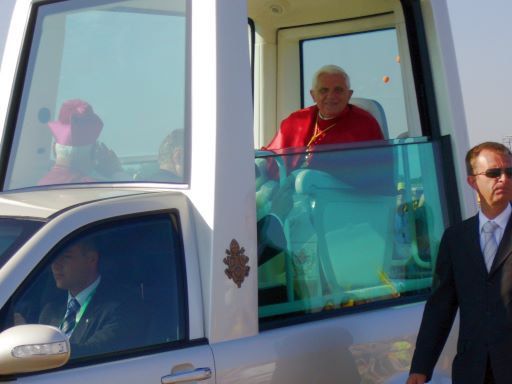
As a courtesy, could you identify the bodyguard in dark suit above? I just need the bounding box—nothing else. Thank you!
[39,237,144,358]
[408,142,512,384]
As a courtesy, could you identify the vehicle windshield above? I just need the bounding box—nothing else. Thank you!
[4,0,187,190]
[0,218,44,268]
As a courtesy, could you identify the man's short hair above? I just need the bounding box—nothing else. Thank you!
[311,65,351,90]
[465,141,512,175]
[66,236,98,255]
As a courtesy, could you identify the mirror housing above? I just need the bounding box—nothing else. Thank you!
[0,324,70,375]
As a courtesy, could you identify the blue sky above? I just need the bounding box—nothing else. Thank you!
[447,0,512,146]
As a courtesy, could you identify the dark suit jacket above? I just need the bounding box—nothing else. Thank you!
[39,280,145,358]
[411,212,512,383]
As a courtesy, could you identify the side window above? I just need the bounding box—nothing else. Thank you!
[257,140,449,323]
[0,213,186,360]
[4,0,187,190]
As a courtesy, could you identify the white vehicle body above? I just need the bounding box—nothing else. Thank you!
[0,0,472,383]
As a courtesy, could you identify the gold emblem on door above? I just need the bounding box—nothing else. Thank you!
[223,239,250,288]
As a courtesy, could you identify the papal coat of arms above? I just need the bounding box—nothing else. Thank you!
[223,239,250,288]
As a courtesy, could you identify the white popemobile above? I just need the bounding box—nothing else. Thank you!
[0,0,474,383]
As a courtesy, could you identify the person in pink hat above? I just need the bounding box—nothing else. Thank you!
[38,99,122,186]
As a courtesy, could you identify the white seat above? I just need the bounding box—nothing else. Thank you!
[293,168,395,292]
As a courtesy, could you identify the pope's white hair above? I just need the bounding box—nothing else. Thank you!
[311,64,351,90]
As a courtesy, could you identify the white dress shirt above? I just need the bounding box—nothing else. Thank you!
[66,276,101,325]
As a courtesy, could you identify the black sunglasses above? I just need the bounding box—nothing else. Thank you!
[473,167,512,178]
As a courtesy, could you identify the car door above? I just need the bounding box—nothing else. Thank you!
[0,210,215,384]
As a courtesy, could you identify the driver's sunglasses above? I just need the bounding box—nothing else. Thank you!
[473,167,512,178]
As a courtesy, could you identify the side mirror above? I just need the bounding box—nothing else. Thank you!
[0,324,70,375]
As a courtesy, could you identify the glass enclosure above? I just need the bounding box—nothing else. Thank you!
[252,1,458,322]
[4,0,187,190]
[256,139,450,321]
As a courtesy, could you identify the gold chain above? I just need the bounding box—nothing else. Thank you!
[306,115,337,147]
[303,115,337,166]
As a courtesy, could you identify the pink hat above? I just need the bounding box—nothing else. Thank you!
[48,99,103,146]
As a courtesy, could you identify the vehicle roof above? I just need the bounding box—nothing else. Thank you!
[0,186,164,219]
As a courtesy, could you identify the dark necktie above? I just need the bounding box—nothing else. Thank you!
[61,298,80,334]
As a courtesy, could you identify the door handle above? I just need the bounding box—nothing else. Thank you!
[161,367,212,383]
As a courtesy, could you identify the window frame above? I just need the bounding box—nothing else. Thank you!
[275,12,415,132]
[248,17,256,101]
[0,0,192,191]
[270,1,442,142]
